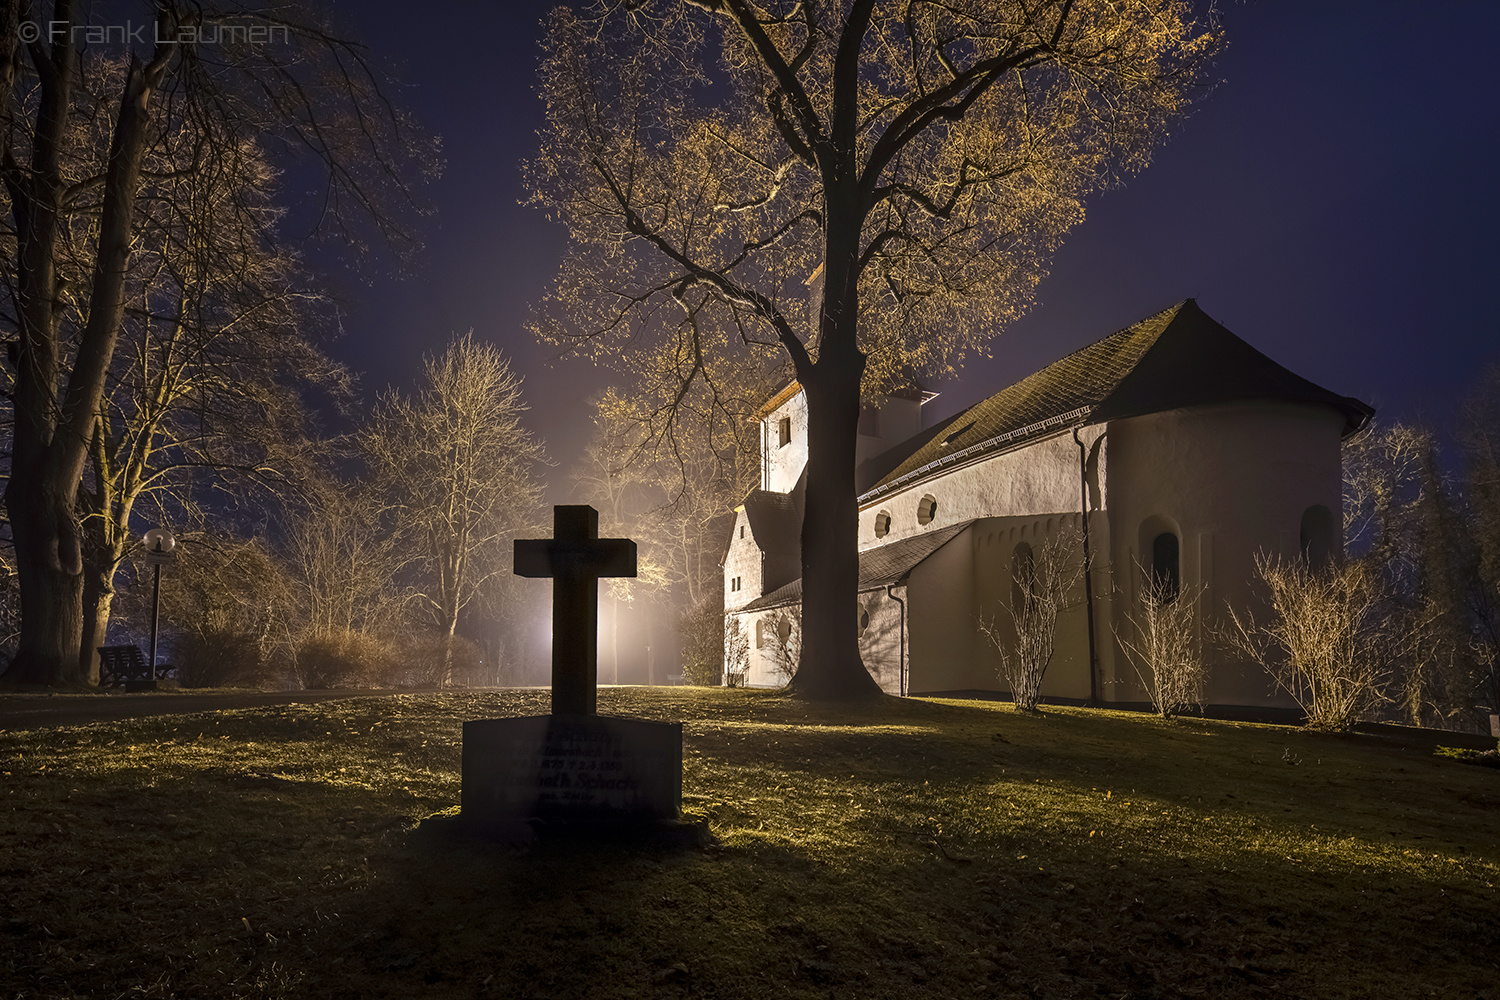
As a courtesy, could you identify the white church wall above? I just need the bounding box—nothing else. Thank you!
[762,391,809,494]
[970,514,1096,701]
[907,524,985,693]
[856,588,906,694]
[722,509,763,611]
[1102,401,1346,708]
[904,514,1096,698]
[858,429,1103,551]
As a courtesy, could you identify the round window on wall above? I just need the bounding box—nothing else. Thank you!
[917,494,938,525]
[874,511,892,538]
[857,606,871,636]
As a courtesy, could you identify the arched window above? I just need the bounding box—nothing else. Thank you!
[917,494,938,525]
[1011,542,1037,615]
[1151,532,1180,601]
[755,619,767,648]
[1301,505,1335,569]
[857,605,871,636]
[873,511,892,538]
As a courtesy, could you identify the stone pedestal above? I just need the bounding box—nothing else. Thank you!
[461,715,682,829]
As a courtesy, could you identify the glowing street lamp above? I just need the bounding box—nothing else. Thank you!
[143,527,177,682]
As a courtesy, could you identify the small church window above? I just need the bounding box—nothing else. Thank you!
[857,605,871,636]
[917,494,937,525]
[1300,505,1335,569]
[1151,532,1180,601]
[778,416,792,447]
[755,620,767,649]
[739,525,745,539]
[874,511,892,538]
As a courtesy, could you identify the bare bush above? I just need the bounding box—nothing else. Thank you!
[978,528,1085,711]
[393,633,485,689]
[1115,567,1208,718]
[294,630,398,690]
[678,597,728,686]
[765,610,802,685]
[724,617,750,688]
[173,629,266,689]
[1225,554,1390,731]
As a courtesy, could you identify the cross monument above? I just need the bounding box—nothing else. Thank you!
[457,502,680,836]
[514,505,636,715]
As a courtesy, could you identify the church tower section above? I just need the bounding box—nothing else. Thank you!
[756,383,808,494]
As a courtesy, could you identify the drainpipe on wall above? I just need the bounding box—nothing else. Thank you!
[1073,426,1101,706]
[886,581,907,697]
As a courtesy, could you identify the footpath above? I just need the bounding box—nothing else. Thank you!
[0,689,399,730]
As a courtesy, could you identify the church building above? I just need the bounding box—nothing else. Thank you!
[721,300,1373,709]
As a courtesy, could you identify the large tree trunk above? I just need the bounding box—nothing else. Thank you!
[792,354,883,700]
[788,190,884,700]
[2,35,175,687]
[5,490,86,685]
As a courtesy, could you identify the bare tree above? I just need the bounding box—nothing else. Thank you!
[1460,370,1500,719]
[978,527,1084,711]
[1114,563,1207,718]
[70,86,344,684]
[363,334,545,687]
[0,1,435,685]
[155,532,295,688]
[280,477,404,644]
[1344,422,1480,727]
[571,403,669,684]
[576,386,758,684]
[529,0,1219,699]
[1225,553,1389,732]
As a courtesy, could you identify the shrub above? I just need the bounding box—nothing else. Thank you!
[392,632,485,688]
[678,597,728,686]
[173,628,268,688]
[764,609,800,684]
[1225,554,1389,731]
[1115,568,1207,718]
[294,630,398,689]
[977,527,1085,711]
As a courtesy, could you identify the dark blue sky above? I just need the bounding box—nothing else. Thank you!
[328,1,1500,501]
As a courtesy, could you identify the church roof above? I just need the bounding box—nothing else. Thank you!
[862,300,1373,503]
[733,521,971,612]
[723,469,807,571]
[741,471,805,547]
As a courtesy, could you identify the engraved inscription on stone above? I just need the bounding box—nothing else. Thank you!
[461,715,682,825]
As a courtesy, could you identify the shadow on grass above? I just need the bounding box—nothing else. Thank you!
[3,688,1497,999]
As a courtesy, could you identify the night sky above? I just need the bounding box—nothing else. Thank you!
[328,1,1500,501]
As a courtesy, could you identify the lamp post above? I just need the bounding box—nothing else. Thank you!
[143,527,177,682]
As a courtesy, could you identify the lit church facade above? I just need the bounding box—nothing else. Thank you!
[721,300,1373,708]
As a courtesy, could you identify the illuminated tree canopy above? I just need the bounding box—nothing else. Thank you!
[530,0,1220,698]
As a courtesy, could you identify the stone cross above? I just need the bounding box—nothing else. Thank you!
[514,505,637,716]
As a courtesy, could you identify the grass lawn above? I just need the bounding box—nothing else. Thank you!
[2,687,1496,999]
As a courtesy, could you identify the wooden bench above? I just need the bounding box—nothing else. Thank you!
[98,645,153,688]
